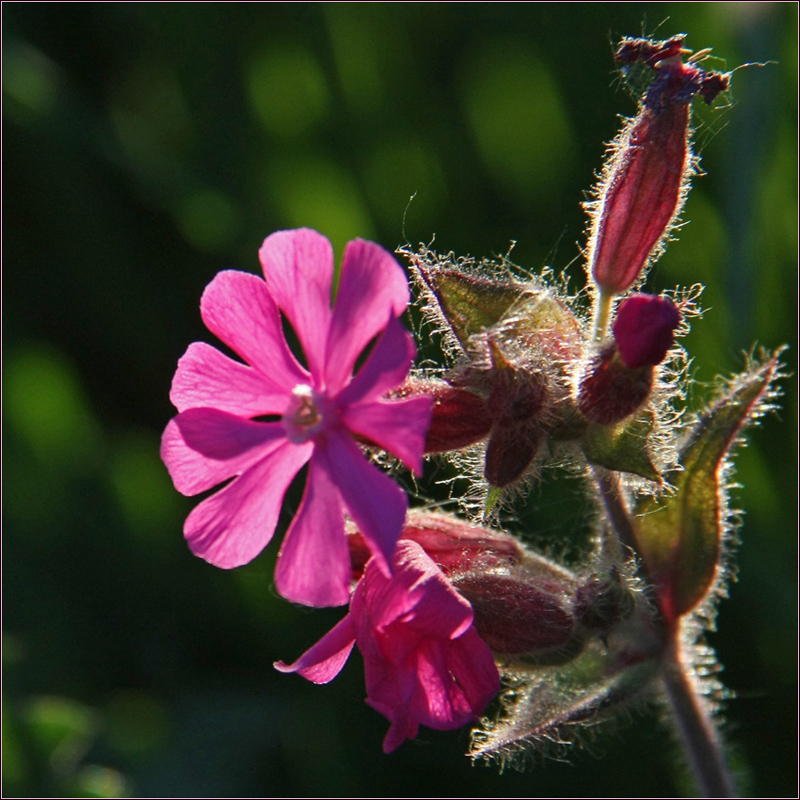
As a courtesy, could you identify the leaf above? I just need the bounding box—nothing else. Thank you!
[582,412,660,481]
[470,639,659,767]
[632,350,785,621]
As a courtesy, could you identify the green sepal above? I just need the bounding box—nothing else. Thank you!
[582,412,660,482]
[470,638,660,765]
[419,267,525,350]
[632,351,784,621]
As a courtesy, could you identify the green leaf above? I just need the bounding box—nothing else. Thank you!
[470,638,659,766]
[632,350,784,621]
[582,412,660,481]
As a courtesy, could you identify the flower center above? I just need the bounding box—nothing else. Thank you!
[282,384,325,443]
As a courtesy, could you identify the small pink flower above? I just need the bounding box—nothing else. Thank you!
[161,229,431,607]
[275,540,501,753]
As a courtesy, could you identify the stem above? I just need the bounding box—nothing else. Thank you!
[661,633,737,798]
[592,289,614,341]
[593,467,639,557]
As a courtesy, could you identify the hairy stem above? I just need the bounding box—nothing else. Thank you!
[592,289,614,341]
[593,468,639,557]
[661,633,737,798]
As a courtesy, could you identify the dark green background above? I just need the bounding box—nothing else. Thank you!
[4,4,796,797]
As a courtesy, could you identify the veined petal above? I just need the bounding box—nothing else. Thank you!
[259,229,334,380]
[342,397,431,476]
[335,314,416,406]
[441,628,501,714]
[412,643,474,728]
[161,409,286,495]
[326,242,411,393]
[275,453,351,607]
[319,431,408,574]
[170,342,291,416]
[184,437,313,569]
[274,614,356,684]
[200,270,307,390]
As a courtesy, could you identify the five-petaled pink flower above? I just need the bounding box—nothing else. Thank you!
[275,540,501,753]
[161,228,432,607]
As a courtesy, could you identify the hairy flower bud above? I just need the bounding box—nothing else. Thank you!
[586,36,730,296]
[392,377,492,453]
[577,343,653,426]
[450,565,578,657]
[578,295,680,425]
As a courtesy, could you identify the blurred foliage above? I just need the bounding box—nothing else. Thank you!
[3,4,796,797]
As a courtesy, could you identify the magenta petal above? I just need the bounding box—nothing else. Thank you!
[259,229,334,380]
[320,431,408,573]
[170,342,290,416]
[161,409,285,495]
[274,614,356,684]
[275,453,351,607]
[184,437,313,569]
[335,314,416,406]
[324,240,410,394]
[413,643,474,728]
[200,270,307,390]
[441,628,501,715]
[342,396,431,476]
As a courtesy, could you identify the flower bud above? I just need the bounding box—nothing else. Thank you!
[586,36,730,296]
[577,343,653,426]
[612,294,681,369]
[450,566,577,657]
[578,295,680,425]
[416,378,493,453]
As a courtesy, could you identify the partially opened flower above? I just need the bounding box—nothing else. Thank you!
[161,228,431,607]
[275,540,500,753]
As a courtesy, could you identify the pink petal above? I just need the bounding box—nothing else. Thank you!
[440,628,501,715]
[274,453,351,607]
[335,314,416,406]
[341,397,431,476]
[200,270,307,390]
[412,643,474,728]
[319,430,408,574]
[184,437,313,569]
[325,241,410,393]
[161,409,285,495]
[169,342,291,416]
[274,614,356,684]
[258,229,334,381]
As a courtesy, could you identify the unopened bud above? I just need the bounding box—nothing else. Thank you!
[578,295,680,425]
[586,36,730,296]
[613,294,681,368]
[451,566,577,657]
[577,343,653,426]
[391,377,492,453]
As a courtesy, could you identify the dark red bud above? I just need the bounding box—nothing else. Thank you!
[392,378,492,453]
[484,423,542,488]
[577,343,653,425]
[613,294,681,369]
[452,567,577,656]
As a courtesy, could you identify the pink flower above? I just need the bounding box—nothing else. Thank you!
[161,229,431,607]
[275,540,501,753]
